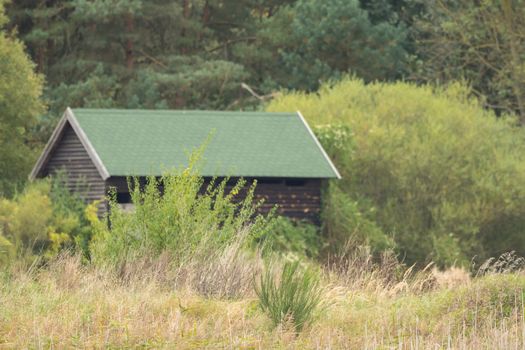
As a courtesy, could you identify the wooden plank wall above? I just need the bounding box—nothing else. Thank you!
[253,179,322,223]
[42,123,107,214]
[107,176,322,223]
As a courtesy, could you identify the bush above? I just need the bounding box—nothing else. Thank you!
[89,152,273,267]
[313,123,392,255]
[0,177,90,265]
[255,260,322,331]
[261,217,321,259]
[268,78,525,266]
[0,181,52,257]
[322,183,393,255]
[48,171,94,258]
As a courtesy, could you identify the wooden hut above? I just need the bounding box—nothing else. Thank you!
[30,108,340,222]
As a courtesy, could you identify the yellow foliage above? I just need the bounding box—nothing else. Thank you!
[0,180,89,261]
[0,182,52,249]
[84,200,101,226]
[53,213,80,234]
[0,230,14,264]
[84,200,110,256]
[47,229,71,256]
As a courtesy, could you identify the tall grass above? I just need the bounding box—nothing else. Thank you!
[106,228,262,299]
[1,252,525,349]
[255,261,322,331]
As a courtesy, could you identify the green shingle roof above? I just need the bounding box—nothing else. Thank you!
[68,108,340,179]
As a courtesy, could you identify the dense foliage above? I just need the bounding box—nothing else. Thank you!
[4,0,414,139]
[412,0,525,122]
[268,0,409,90]
[0,0,43,196]
[268,78,525,266]
[4,0,524,127]
[0,177,91,265]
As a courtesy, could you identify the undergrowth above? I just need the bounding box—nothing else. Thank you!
[89,150,273,269]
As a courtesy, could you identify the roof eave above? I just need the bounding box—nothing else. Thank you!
[29,110,68,180]
[29,107,111,181]
[66,108,110,180]
[296,110,342,180]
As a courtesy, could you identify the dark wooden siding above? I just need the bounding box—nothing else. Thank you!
[107,176,322,223]
[42,123,107,214]
[253,179,322,222]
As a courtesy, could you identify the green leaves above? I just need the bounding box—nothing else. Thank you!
[268,78,525,266]
[260,217,321,258]
[0,178,89,265]
[90,148,273,267]
[72,0,142,19]
[0,1,43,196]
[5,0,417,115]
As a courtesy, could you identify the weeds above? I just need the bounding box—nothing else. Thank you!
[477,251,525,276]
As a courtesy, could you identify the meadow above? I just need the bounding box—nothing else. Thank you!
[1,252,525,349]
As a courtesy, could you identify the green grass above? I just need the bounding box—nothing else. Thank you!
[255,261,322,331]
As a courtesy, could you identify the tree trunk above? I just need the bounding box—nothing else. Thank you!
[126,13,134,70]
[199,1,210,42]
[501,0,525,123]
[181,0,191,54]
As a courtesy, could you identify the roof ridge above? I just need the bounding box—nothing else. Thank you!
[72,108,296,116]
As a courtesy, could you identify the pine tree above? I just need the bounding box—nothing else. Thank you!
[276,0,409,90]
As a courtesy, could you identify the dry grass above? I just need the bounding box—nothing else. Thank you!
[1,253,525,349]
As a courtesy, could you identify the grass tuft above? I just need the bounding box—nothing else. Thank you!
[255,261,322,332]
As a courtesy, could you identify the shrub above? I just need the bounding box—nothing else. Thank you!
[89,151,273,267]
[0,182,53,263]
[313,123,392,255]
[322,183,392,255]
[313,124,353,172]
[261,217,321,259]
[268,78,525,266]
[49,172,93,258]
[0,177,91,265]
[255,261,322,331]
